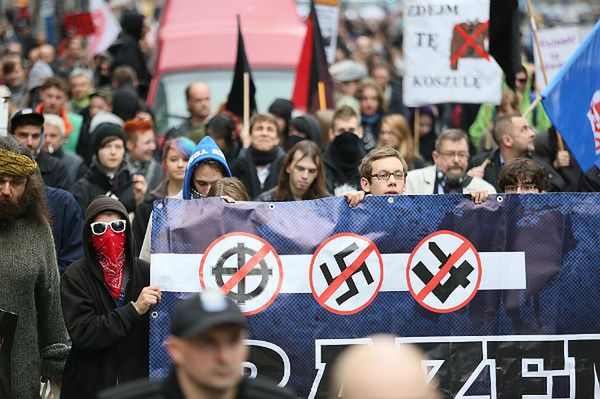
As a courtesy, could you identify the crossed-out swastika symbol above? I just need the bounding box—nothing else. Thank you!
[319,242,374,305]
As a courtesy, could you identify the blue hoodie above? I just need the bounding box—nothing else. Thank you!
[182,136,232,200]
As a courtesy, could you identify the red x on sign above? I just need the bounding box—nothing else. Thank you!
[450,21,490,70]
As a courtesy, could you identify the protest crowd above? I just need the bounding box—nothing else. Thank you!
[0,0,599,398]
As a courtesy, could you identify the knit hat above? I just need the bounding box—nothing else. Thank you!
[93,123,126,153]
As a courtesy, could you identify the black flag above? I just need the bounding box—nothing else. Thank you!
[489,0,521,90]
[225,15,257,119]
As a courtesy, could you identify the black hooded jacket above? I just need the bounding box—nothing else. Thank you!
[60,196,150,399]
[71,158,136,213]
[108,12,152,96]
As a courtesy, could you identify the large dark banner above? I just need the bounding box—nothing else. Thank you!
[149,194,600,398]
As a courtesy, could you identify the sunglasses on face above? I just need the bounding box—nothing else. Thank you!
[90,219,127,235]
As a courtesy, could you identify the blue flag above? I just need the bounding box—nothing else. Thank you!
[541,21,600,172]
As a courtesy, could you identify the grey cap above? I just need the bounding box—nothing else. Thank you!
[27,61,54,92]
[329,60,368,82]
[171,290,247,338]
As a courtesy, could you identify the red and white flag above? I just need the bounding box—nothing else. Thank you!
[87,0,121,56]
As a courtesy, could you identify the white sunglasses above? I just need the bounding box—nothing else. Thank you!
[90,219,127,235]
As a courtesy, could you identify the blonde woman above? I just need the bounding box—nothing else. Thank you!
[377,114,425,170]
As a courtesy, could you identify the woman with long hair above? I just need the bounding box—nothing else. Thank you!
[132,137,195,255]
[257,140,329,201]
[377,114,425,171]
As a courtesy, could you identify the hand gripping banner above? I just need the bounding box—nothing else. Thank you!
[149,194,600,398]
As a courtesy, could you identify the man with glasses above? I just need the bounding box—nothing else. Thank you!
[359,146,407,196]
[406,130,494,203]
[60,195,159,398]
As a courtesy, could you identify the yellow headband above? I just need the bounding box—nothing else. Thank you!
[0,148,38,178]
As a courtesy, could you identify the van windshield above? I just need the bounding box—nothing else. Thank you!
[154,69,295,135]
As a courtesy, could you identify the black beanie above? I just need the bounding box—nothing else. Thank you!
[290,115,321,145]
[93,123,126,153]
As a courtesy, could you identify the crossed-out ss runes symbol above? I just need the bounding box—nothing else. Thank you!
[412,241,474,303]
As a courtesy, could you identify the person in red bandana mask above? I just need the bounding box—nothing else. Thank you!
[60,195,161,398]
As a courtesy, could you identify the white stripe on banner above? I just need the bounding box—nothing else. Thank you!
[151,252,526,293]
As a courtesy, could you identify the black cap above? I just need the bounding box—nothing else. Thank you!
[9,109,44,134]
[171,290,247,338]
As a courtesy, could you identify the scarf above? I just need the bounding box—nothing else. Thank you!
[35,103,74,136]
[249,146,280,166]
[91,228,126,300]
[329,132,366,179]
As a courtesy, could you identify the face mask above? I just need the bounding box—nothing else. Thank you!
[91,226,126,300]
[331,131,363,162]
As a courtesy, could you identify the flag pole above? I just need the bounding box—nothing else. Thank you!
[413,108,420,157]
[317,81,326,111]
[243,72,250,147]
[526,0,565,151]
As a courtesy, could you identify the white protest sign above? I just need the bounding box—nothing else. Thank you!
[403,0,503,107]
[534,27,579,90]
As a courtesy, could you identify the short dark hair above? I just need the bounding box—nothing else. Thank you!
[40,76,69,94]
[492,114,520,144]
[112,66,137,87]
[359,146,407,182]
[498,158,548,192]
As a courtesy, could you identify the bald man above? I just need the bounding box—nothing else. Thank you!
[166,81,212,143]
[330,336,441,399]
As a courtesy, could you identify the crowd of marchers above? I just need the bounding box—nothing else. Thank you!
[0,3,598,399]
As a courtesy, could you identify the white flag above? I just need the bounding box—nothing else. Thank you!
[403,0,503,107]
[88,0,122,56]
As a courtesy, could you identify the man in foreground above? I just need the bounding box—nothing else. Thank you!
[330,335,441,399]
[0,135,68,398]
[99,290,295,398]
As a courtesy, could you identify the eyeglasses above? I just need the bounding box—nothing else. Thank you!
[90,219,127,235]
[504,183,538,193]
[439,152,469,160]
[371,170,407,181]
[516,78,528,84]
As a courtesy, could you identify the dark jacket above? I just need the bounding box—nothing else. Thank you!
[231,147,285,199]
[469,149,566,192]
[98,371,296,399]
[60,196,150,399]
[51,147,88,183]
[44,186,84,274]
[37,151,73,190]
[71,159,136,213]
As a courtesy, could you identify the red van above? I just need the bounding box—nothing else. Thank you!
[148,0,305,133]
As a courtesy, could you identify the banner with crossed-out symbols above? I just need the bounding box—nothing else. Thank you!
[149,194,600,398]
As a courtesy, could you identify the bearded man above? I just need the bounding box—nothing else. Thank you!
[0,135,69,399]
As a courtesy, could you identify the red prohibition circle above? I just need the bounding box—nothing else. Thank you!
[199,232,283,316]
[309,232,384,315]
[405,230,482,314]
